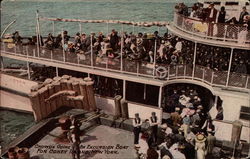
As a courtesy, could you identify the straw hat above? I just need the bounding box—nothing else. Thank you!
[195,133,206,142]
[197,105,203,109]
[178,143,185,149]
[162,155,171,159]
[161,123,168,129]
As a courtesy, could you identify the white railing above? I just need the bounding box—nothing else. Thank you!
[1,42,249,90]
[173,12,250,45]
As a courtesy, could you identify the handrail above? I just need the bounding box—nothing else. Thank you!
[173,12,250,44]
[0,42,249,91]
[175,11,248,28]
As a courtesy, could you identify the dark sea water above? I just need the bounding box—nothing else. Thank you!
[0,109,35,147]
[0,0,195,149]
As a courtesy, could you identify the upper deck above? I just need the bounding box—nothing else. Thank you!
[167,12,250,50]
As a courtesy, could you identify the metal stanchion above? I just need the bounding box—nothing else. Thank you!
[192,42,197,79]
[152,38,157,77]
[90,34,93,67]
[226,48,234,87]
[61,29,66,62]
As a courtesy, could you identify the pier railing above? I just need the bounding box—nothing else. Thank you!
[1,42,249,90]
[173,12,250,45]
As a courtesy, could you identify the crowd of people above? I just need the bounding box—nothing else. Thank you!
[8,29,250,76]
[176,2,250,40]
[132,85,220,159]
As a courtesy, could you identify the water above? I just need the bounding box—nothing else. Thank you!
[1,0,195,37]
[0,109,35,148]
[0,0,196,149]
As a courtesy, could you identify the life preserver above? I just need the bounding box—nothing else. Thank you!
[156,66,168,79]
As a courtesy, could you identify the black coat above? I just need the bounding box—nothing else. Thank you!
[239,11,249,24]
[218,11,226,23]
[183,142,195,159]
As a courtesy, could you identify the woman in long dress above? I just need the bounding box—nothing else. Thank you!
[195,134,206,159]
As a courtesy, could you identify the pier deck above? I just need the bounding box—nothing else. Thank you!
[29,125,136,159]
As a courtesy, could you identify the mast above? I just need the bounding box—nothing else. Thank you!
[36,10,40,57]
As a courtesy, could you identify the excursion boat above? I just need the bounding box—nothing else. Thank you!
[0,0,250,158]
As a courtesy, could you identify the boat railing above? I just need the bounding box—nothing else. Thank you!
[173,12,250,44]
[1,42,249,90]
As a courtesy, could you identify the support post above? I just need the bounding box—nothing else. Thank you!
[123,80,126,99]
[211,71,214,84]
[152,38,157,77]
[26,46,28,56]
[214,95,218,108]
[77,55,80,65]
[0,57,4,71]
[136,62,139,76]
[226,48,234,87]
[107,22,109,36]
[121,24,124,33]
[184,65,186,78]
[120,33,124,71]
[245,76,249,89]
[79,23,82,34]
[56,67,59,77]
[61,29,66,62]
[176,65,178,78]
[52,21,55,36]
[192,41,197,79]
[27,61,30,80]
[90,34,93,67]
[158,86,162,108]
[143,84,146,100]
[50,50,53,61]
[167,66,170,80]
[106,58,108,71]
[202,68,205,81]
[36,10,42,49]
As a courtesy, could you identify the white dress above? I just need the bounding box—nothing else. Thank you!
[195,142,206,159]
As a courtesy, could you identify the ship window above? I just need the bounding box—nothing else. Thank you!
[126,81,159,107]
[91,75,123,98]
[204,1,221,5]
[225,2,239,5]
[239,106,250,121]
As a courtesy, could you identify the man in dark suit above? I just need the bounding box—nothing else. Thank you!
[206,3,218,36]
[133,113,142,147]
[149,112,159,144]
[239,7,249,24]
